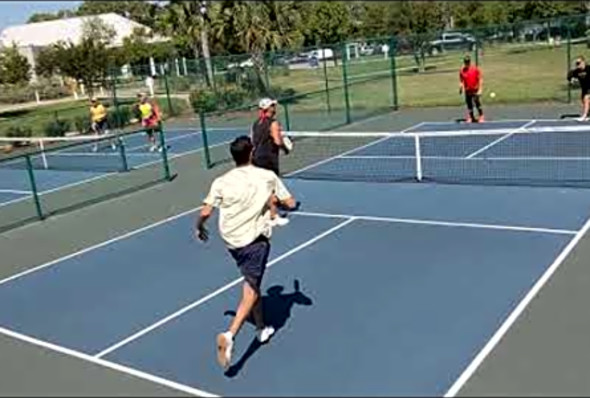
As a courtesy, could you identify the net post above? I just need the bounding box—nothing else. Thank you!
[414,134,423,182]
[25,154,44,220]
[282,101,291,131]
[321,46,331,113]
[389,36,399,110]
[341,42,352,124]
[157,122,172,181]
[117,135,129,172]
[199,111,212,169]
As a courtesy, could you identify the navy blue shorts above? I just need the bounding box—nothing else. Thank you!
[228,235,271,292]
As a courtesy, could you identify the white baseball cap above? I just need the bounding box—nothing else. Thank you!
[258,98,277,110]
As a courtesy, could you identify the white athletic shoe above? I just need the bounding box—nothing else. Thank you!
[578,116,588,122]
[111,143,117,151]
[216,331,233,370]
[149,145,157,152]
[257,326,275,344]
[269,216,290,227]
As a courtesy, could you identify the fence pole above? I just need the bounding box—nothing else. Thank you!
[157,121,172,180]
[282,102,291,131]
[473,28,480,66]
[567,22,572,104]
[389,36,399,110]
[25,155,44,220]
[341,42,352,124]
[163,71,174,116]
[110,67,121,129]
[199,111,212,169]
[321,46,331,113]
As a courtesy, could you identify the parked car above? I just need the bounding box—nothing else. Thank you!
[427,32,477,55]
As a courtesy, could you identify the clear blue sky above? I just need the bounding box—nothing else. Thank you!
[0,1,81,31]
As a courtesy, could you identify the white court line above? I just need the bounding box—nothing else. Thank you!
[285,122,427,177]
[465,120,537,159]
[0,207,201,287]
[444,212,590,397]
[341,155,590,161]
[0,325,217,397]
[0,189,32,195]
[294,211,577,236]
[94,217,355,359]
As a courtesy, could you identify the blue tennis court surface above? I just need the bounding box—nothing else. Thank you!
[0,128,244,207]
[0,173,589,395]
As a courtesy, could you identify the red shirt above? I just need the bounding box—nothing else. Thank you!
[459,65,481,92]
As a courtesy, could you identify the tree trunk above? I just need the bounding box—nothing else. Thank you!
[193,44,204,85]
[251,51,268,95]
[200,28,214,88]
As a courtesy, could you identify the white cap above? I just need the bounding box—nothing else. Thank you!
[258,98,277,110]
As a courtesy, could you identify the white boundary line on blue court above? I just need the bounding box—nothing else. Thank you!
[444,213,590,397]
[465,120,536,159]
[0,189,32,195]
[0,207,201,287]
[0,325,218,397]
[294,211,577,235]
[93,217,355,358]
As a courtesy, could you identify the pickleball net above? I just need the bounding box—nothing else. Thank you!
[280,125,590,188]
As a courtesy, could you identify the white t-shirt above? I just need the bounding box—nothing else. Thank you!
[203,165,292,249]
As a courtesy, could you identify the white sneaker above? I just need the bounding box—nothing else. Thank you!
[111,143,117,151]
[269,216,289,227]
[149,145,157,152]
[257,326,275,344]
[216,331,233,370]
[578,116,588,122]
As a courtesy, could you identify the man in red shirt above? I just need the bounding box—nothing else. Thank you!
[459,54,484,123]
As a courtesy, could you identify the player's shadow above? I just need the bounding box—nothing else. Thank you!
[223,279,313,378]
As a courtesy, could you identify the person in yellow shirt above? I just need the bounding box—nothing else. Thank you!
[137,92,162,152]
[89,97,115,151]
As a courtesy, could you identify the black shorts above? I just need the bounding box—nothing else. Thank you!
[228,235,271,292]
[582,89,589,100]
[253,157,279,176]
[94,118,108,132]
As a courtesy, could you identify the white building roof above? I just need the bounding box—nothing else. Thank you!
[0,12,166,48]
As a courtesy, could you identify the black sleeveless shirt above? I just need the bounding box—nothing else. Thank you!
[251,117,279,171]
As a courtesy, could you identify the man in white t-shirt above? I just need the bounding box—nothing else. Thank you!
[195,135,298,371]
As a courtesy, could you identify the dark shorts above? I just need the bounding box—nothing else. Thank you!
[253,156,279,176]
[93,118,108,132]
[581,89,589,100]
[228,235,271,292]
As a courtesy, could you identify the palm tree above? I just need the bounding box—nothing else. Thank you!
[213,1,303,94]
[157,0,215,87]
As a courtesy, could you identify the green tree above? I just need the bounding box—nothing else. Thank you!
[76,1,160,28]
[213,1,304,93]
[301,2,352,46]
[35,17,117,96]
[156,0,216,86]
[0,44,31,85]
[27,9,77,23]
[120,27,176,73]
